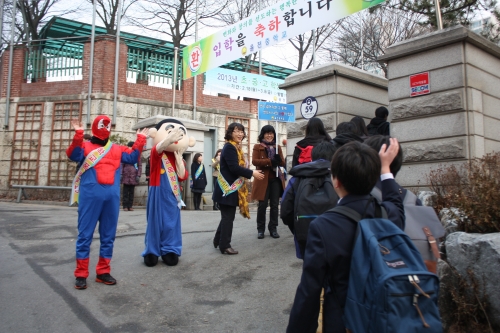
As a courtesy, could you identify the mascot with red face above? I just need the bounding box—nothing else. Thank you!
[67,116,148,290]
[143,119,195,267]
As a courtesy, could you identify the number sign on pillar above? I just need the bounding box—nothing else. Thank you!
[300,96,318,119]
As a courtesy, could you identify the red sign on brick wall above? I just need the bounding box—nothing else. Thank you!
[410,72,430,97]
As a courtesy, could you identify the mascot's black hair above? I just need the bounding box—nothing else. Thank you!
[155,119,185,130]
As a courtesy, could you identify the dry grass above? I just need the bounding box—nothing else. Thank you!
[428,152,500,233]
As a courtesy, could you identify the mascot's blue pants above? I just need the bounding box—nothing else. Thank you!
[142,177,182,257]
[75,171,120,278]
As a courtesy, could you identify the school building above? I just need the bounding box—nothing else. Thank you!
[0,17,294,208]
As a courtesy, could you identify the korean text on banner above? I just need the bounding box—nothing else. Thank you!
[205,68,287,103]
[183,0,385,79]
[258,101,295,123]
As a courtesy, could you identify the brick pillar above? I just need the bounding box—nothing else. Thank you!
[0,46,26,98]
[182,77,193,105]
[183,75,204,107]
[249,98,259,114]
[82,36,127,95]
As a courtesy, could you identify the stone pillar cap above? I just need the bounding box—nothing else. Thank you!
[378,25,500,63]
[279,61,387,90]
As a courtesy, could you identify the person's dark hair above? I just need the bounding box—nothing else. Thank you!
[350,116,369,136]
[193,153,202,164]
[311,142,337,162]
[224,122,246,141]
[305,117,332,141]
[213,149,222,159]
[84,134,92,140]
[331,141,380,195]
[258,124,277,142]
[127,141,134,147]
[364,135,403,177]
[336,122,357,135]
[375,106,389,119]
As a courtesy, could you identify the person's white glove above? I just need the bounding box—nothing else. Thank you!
[156,128,184,153]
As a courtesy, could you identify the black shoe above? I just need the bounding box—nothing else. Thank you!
[213,239,219,248]
[95,273,116,285]
[270,231,280,239]
[75,277,87,290]
[221,247,239,255]
[162,253,179,266]
[213,206,219,211]
[258,232,265,239]
[144,254,158,267]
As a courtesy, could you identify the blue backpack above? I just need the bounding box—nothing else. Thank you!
[332,204,442,333]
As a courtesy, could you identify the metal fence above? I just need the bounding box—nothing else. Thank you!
[24,44,84,82]
[127,48,182,88]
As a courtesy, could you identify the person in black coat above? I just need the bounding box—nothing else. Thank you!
[212,122,264,255]
[287,140,404,333]
[191,152,207,210]
[292,117,332,167]
[367,106,390,136]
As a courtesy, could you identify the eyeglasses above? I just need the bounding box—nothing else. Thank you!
[232,129,244,135]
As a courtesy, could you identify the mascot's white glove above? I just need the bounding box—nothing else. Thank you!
[156,128,184,153]
[174,148,187,177]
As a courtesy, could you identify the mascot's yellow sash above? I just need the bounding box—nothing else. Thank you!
[70,140,113,205]
[161,154,185,209]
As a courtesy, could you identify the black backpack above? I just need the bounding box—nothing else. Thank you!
[294,175,338,257]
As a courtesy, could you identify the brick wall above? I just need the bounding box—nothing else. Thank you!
[0,47,25,98]
[21,81,83,97]
[0,38,257,116]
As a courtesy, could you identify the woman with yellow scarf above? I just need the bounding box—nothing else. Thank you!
[212,123,264,255]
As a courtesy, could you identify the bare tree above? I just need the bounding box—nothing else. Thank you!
[477,8,500,43]
[1,0,79,46]
[393,0,498,29]
[87,0,139,34]
[324,3,428,77]
[287,23,341,71]
[130,0,228,48]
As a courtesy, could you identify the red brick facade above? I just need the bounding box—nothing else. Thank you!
[1,37,258,114]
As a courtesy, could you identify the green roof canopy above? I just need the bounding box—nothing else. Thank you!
[39,17,295,80]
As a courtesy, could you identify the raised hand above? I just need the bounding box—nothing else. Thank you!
[71,119,84,131]
[136,128,149,137]
[379,138,399,175]
[156,128,184,152]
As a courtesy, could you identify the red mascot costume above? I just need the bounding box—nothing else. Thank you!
[67,116,148,290]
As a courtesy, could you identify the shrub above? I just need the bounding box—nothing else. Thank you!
[428,152,500,233]
[443,268,493,333]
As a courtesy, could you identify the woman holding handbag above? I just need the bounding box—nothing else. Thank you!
[251,125,285,239]
[190,153,207,210]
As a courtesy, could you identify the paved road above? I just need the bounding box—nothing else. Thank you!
[0,201,303,333]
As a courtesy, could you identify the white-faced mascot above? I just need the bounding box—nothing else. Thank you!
[143,119,195,267]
